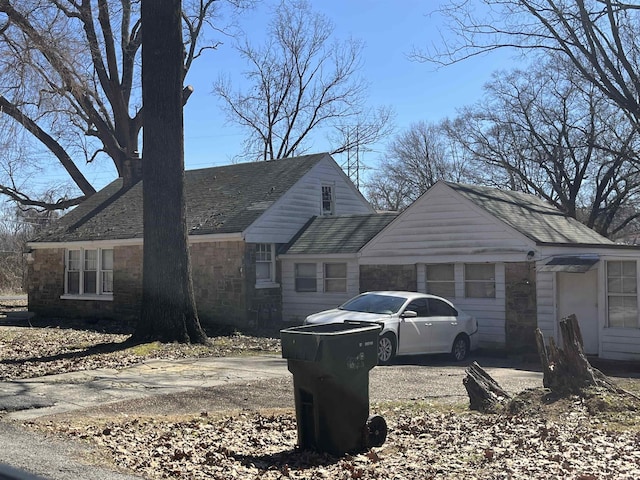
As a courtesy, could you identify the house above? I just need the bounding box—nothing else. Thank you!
[26,153,374,326]
[280,212,398,323]
[280,180,640,361]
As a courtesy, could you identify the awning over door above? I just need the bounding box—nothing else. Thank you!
[537,255,600,273]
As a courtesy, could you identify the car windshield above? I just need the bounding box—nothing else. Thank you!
[339,294,407,314]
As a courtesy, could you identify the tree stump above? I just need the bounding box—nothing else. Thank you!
[463,361,511,412]
[535,314,619,394]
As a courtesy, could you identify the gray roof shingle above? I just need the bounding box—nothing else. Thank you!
[284,213,398,254]
[446,182,615,246]
[32,153,328,243]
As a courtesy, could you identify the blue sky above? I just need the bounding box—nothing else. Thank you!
[73,0,517,193]
[180,0,515,173]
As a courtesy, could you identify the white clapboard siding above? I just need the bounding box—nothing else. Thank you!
[360,186,533,263]
[281,257,360,324]
[447,263,507,348]
[601,329,640,360]
[245,157,373,243]
[535,269,556,341]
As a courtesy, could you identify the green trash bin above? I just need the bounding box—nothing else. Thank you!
[280,321,387,455]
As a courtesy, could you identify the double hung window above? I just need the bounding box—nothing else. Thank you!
[464,264,496,298]
[324,263,347,292]
[65,248,113,296]
[255,244,276,286]
[607,261,638,328]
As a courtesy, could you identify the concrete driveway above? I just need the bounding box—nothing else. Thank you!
[1,353,547,423]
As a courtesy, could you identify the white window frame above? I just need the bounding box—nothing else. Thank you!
[295,263,317,292]
[323,263,347,293]
[321,184,335,216]
[63,247,114,300]
[606,260,639,329]
[425,263,456,298]
[255,243,277,288]
[464,263,496,299]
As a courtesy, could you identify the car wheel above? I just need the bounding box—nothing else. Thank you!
[451,334,470,362]
[378,333,396,365]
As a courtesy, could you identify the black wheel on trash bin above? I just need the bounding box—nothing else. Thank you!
[377,333,396,365]
[365,415,387,448]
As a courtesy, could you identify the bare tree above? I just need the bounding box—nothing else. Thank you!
[364,121,471,211]
[135,0,208,344]
[444,57,640,238]
[0,0,234,210]
[214,0,392,161]
[415,0,640,127]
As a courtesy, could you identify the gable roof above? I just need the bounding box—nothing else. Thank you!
[283,213,399,255]
[31,153,330,243]
[444,181,615,246]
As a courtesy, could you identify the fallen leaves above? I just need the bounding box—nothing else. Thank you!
[0,319,280,380]
[31,401,640,480]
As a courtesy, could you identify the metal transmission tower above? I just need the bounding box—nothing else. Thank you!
[341,126,364,189]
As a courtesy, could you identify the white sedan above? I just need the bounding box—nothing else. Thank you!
[304,291,478,365]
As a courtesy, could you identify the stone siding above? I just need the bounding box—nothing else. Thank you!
[27,248,115,319]
[244,244,282,327]
[505,262,537,353]
[359,264,417,292]
[191,241,248,327]
[113,245,143,321]
[28,241,283,328]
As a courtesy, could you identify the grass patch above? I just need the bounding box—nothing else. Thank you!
[127,342,163,356]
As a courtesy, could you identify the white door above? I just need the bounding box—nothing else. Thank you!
[556,270,599,355]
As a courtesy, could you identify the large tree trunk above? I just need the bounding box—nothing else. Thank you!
[133,0,207,344]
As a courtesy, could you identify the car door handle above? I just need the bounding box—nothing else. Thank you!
[450,322,458,325]
[425,323,433,326]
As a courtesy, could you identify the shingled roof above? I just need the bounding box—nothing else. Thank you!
[31,153,329,243]
[446,182,615,246]
[283,212,399,254]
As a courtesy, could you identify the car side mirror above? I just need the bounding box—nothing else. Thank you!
[401,310,418,318]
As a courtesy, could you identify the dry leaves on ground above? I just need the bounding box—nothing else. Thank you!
[34,397,640,480]
[0,315,280,380]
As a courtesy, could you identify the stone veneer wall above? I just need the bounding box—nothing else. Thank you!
[113,245,143,321]
[243,243,282,327]
[28,240,282,328]
[27,248,115,319]
[191,241,247,327]
[359,264,417,292]
[504,262,537,353]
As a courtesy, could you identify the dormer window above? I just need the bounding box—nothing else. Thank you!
[321,185,334,216]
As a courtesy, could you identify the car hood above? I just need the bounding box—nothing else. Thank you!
[304,309,390,325]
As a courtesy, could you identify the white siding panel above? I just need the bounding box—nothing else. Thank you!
[361,188,531,260]
[281,257,360,324]
[601,329,640,360]
[452,264,506,348]
[536,270,556,340]
[245,157,373,243]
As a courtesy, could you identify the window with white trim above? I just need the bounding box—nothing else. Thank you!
[255,243,275,286]
[464,263,496,298]
[65,248,113,296]
[321,185,334,216]
[295,263,317,292]
[324,263,347,292]
[607,260,638,328]
[426,263,455,298]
